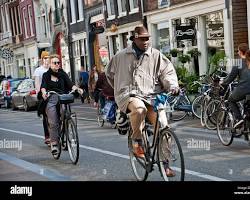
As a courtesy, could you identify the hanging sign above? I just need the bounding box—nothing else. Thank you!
[175,25,196,41]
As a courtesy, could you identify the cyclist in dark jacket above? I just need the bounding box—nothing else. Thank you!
[222,43,250,128]
[40,54,83,154]
[94,70,114,109]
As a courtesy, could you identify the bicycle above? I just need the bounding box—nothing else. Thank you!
[46,90,79,164]
[216,94,249,146]
[97,95,117,128]
[127,93,185,181]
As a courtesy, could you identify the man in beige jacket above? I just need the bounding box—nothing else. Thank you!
[105,26,179,176]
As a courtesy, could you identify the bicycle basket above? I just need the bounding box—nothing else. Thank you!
[59,94,74,104]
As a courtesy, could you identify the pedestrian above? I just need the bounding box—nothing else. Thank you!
[33,50,50,146]
[79,66,90,103]
[88,65,99,103]
[105,26,179,177]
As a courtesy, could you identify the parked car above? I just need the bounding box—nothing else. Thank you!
[0,78,25,108]
[11,79,38,111]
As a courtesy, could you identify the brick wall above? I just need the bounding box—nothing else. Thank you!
[143,0,157,12]
[232,0,248,57]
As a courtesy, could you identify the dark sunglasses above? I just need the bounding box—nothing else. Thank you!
[138,37,149,41]
[53,61,60,65]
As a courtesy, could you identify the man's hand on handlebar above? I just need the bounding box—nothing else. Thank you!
[170,87,180,96]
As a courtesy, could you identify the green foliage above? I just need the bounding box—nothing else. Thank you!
[187,48,201,57]
[169,48,180,57]
[208,51,226,74]
[176,66,199,94]
[178,54,191,64]
[163,52,171,60]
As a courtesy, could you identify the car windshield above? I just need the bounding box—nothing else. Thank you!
[11,80,23,89]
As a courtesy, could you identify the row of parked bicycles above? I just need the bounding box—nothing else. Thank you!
[191,69,250,147]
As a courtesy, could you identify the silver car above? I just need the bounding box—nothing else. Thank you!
[12,79,38,111]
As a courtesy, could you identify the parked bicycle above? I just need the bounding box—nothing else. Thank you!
[46,90,79,164]
[128,92,185,181]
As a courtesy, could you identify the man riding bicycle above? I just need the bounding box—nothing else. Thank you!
[40,54,83,154]
[105,26,179,177]
[221,43,250,129]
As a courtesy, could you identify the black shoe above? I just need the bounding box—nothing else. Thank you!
[51,144,59,155]
[233,119,244,129]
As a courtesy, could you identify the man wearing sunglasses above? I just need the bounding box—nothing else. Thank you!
[105,26,179,177]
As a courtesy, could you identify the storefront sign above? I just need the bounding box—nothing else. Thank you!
[207,23,224,40]
[0,48,14,59]
[175,25,196,41]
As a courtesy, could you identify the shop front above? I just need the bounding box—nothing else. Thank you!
[146,0,232,76]
[106,21,143,57]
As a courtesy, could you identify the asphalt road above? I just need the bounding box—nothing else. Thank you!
[1,100,250,182]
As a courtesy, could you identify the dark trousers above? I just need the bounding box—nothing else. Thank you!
[43,113,49,138]
[228,87,249,120]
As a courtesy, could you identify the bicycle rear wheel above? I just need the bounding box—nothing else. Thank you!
[192,95,203,119]
[128,128,148,181]
[157,128,185,181]
[66,118,79,164]
[216,109,234,146]
[204,99,221,130]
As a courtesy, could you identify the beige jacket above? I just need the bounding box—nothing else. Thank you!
[105,46,179,113]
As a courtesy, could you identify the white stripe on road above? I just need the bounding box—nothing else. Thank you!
[0,152,70,181]
[0,127,230,181]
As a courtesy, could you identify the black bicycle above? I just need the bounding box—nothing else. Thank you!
[46,90,79,164]
[216,95,250,146]
[128,93,185,181]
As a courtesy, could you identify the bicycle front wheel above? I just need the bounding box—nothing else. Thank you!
[157,128,185,181]
[66,118,79,164]
[216,109,234,146]
[128,129,148,181]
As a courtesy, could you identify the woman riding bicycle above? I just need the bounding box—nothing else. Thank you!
[221,43,250,129]
[40,54,83,154]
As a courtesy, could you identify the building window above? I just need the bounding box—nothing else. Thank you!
[112,35,119,55]
[118,0,126,17]
[28,5,34,36]
[129,0,139,13]
[70,0,76,23]
[22,7,27,38]
[106,0,115,20]
[76,0,84,21]
[1,5,8,32]
[122,32,128,48]
[54,0,61,24]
